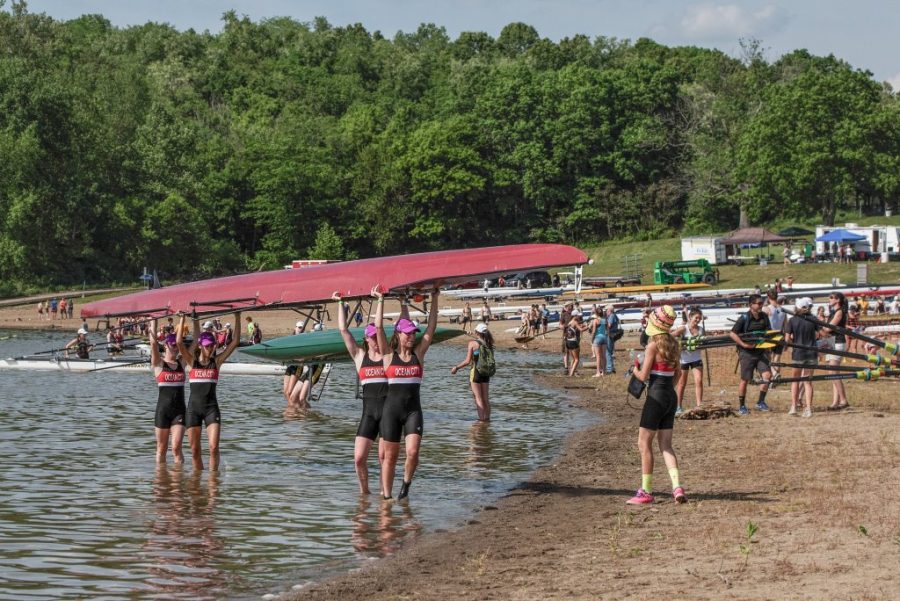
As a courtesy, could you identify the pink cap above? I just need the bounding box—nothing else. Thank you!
[395,318,420,334]
[364,323,378,338]
[199,332,216,347]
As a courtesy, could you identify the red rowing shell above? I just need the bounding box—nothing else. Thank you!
[81,244,588,317]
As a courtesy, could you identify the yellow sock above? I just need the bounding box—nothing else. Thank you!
[641,474,652,494]
[668,467,681,489]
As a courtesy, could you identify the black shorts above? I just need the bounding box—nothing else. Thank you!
[639,380,677,430]
[185,392,221,428]
[155,388,185,429]
[791,349,818,364]
[565,340,579,350]
[681,359,703,371]
[356,395,386,441]
[470,367,490,384]
[380,395,423,443]
[285,364,299,377]
[739,352,771,382]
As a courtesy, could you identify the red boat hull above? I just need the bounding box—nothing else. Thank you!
[81,244,588,317]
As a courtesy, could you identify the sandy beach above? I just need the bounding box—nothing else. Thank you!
[2,299,898,600]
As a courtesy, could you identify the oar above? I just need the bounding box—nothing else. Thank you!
[89,359,152,372]
[685,334,783,352]
[783,307,899,356]
[682,330,782,351]
[757,368,900,385]
[702,317,711,387]
[781,341,899,367]
[770,361,873,373]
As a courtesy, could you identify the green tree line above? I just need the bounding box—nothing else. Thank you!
[1,1,898,292]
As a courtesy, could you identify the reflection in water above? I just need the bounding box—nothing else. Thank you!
[465,421,495,472]
[143,467,229,600]
[351,496,422,558]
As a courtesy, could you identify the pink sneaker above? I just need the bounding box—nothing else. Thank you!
[673,487,687,503]
[626,489,654,505]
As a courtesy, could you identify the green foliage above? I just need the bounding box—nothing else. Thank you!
[0,5,897,290]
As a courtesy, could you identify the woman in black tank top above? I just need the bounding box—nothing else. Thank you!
[175,312,242,471]
[826,292,850,410]
[148,319,186,464]
[333,290,392,495]
[373,286,440,501]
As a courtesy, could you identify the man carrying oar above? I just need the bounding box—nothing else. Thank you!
[729,294,773,415]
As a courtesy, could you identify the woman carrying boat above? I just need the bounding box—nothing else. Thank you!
[450,322,494,421]
[671,307,704,414]
[626,305,687,505]
[176,312,241,471]
[588,306,608,377]
[373,286,440,501]
[332,290,391,494]
[148,319,186,464]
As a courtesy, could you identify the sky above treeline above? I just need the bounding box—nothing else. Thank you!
[18,1,900,88]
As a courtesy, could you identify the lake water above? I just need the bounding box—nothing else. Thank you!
[0,330,592,600]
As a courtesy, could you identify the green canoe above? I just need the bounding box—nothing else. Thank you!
[240,326,465,363]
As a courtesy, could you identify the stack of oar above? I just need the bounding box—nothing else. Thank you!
[753,308,899,385]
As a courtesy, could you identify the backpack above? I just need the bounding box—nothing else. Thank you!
[475,342,496,377]
[251,324,262,344]
[608,314,624,341]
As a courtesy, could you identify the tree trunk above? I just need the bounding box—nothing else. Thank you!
[738,203,749,229]
[822,198,836,226]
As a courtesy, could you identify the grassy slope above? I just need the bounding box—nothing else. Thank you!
[581,222,900,290]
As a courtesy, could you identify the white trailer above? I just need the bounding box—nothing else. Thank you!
[681,237,727,265]
[815,224,900,257]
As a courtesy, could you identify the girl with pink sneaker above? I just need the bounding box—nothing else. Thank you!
[626,305,687,505]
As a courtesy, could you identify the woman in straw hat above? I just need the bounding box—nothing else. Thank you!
[626,305,687,505]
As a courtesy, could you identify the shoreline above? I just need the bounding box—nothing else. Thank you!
[284,341,898,600]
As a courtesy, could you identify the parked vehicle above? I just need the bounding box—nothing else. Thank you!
[503,270,552,288]
[653,260,717,285]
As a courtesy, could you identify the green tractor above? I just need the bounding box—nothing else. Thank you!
[653,259,718,285]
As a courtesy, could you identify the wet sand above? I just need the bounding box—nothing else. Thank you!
[2,302,898,600]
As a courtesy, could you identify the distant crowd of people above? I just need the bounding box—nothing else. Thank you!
[36,297,75,320]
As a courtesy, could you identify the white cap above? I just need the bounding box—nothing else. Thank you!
[475,323,488,334]
[296,321,303,328]
[202,321,214,330]
[77,328,88,335]
[224,323,231,328]
[795,297,814,310]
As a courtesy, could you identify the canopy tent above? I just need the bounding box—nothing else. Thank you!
[719,227,793,245]
[815,229,866,243]
[778,226,815,237]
